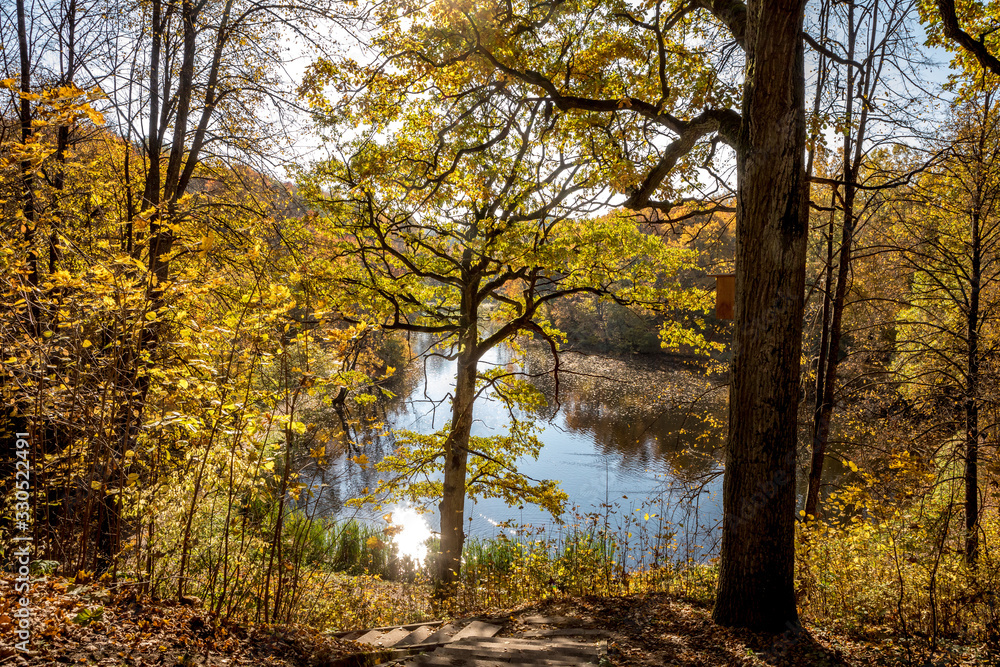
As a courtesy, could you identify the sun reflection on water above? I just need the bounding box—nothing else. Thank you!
[387,506,432,564]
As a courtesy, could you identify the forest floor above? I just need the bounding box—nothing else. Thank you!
[2,574,997,666]
[0,574,362,666]
[508,595,997,666]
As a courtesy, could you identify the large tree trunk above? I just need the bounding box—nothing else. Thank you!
[712,0,808,632]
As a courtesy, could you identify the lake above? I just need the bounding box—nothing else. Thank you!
[303,335,729,564]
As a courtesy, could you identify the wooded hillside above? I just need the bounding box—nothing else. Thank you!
[2,0,1000,664]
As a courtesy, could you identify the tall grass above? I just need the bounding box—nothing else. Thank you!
[451,502,718,612]
[238,496,409,576]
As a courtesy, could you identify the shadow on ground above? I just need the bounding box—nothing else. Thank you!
[506,593,847,666]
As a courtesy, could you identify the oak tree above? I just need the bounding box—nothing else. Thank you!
[318,0,811,629]
[300,86,706,595]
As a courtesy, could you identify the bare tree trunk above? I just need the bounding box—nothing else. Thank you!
[806,1,860,520]
[807,190,856,518]
[16,0,39,330]
[149,0,197,288]
[712,0,808,632]
[965,207,981,566]
[806,0,888,519]
[435,333,478,598]
[142,0,164,214]
[811,191,836,466]
[47,0,76,273]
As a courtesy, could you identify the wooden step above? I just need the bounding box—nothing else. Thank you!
[521,615,593,626]
[355,629,389,645]
[336,620,443,639]
[345,620,445,649]
[449,620,502,642]
[386,620,501,654]
[403,637,602,665]
[371,627,413,647]
[520,627,612,638]
[405,655,594,666]
[419,622,459,645]
[445,636,599,656]
[406,656,593,666]
[395,625,437,647]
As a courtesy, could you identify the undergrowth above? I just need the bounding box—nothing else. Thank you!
[797,450,1000,649]
[94,439,999,654]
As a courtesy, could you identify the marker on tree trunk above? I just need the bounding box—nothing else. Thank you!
[711,274,736,320]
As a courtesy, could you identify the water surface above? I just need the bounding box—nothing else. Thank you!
[307,336,728,560]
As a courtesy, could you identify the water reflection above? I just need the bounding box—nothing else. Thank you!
[387,506,431,564]
[305,336,727,555]
[548,386,725,481]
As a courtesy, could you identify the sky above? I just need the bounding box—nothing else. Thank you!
[271,0,962,200]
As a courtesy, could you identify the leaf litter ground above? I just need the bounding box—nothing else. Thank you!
[3,576,996,666]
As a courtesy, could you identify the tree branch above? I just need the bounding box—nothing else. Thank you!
[691,0,747,49]
[935,0,1000,75]
[802,32,863,69]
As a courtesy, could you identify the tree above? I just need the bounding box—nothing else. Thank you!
[891,82,1000,565]
[804,0,930,520]
[316,0,811,629]
[1,0,344,578]
[300,86,707,596]
[1,0,122,559]
[928,0,1000,75]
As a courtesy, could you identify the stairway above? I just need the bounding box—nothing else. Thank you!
[340,619,499,652]
[338,616,607,666]
[396,635,605,666]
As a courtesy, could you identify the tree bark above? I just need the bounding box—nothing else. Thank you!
[435,329,478,597]
[712,0,808,632]
[965,206,981,566]
[16,0,40,330]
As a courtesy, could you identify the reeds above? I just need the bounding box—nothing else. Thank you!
[452,501,718,612]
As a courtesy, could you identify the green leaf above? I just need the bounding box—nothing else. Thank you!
[72,607,104,625]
